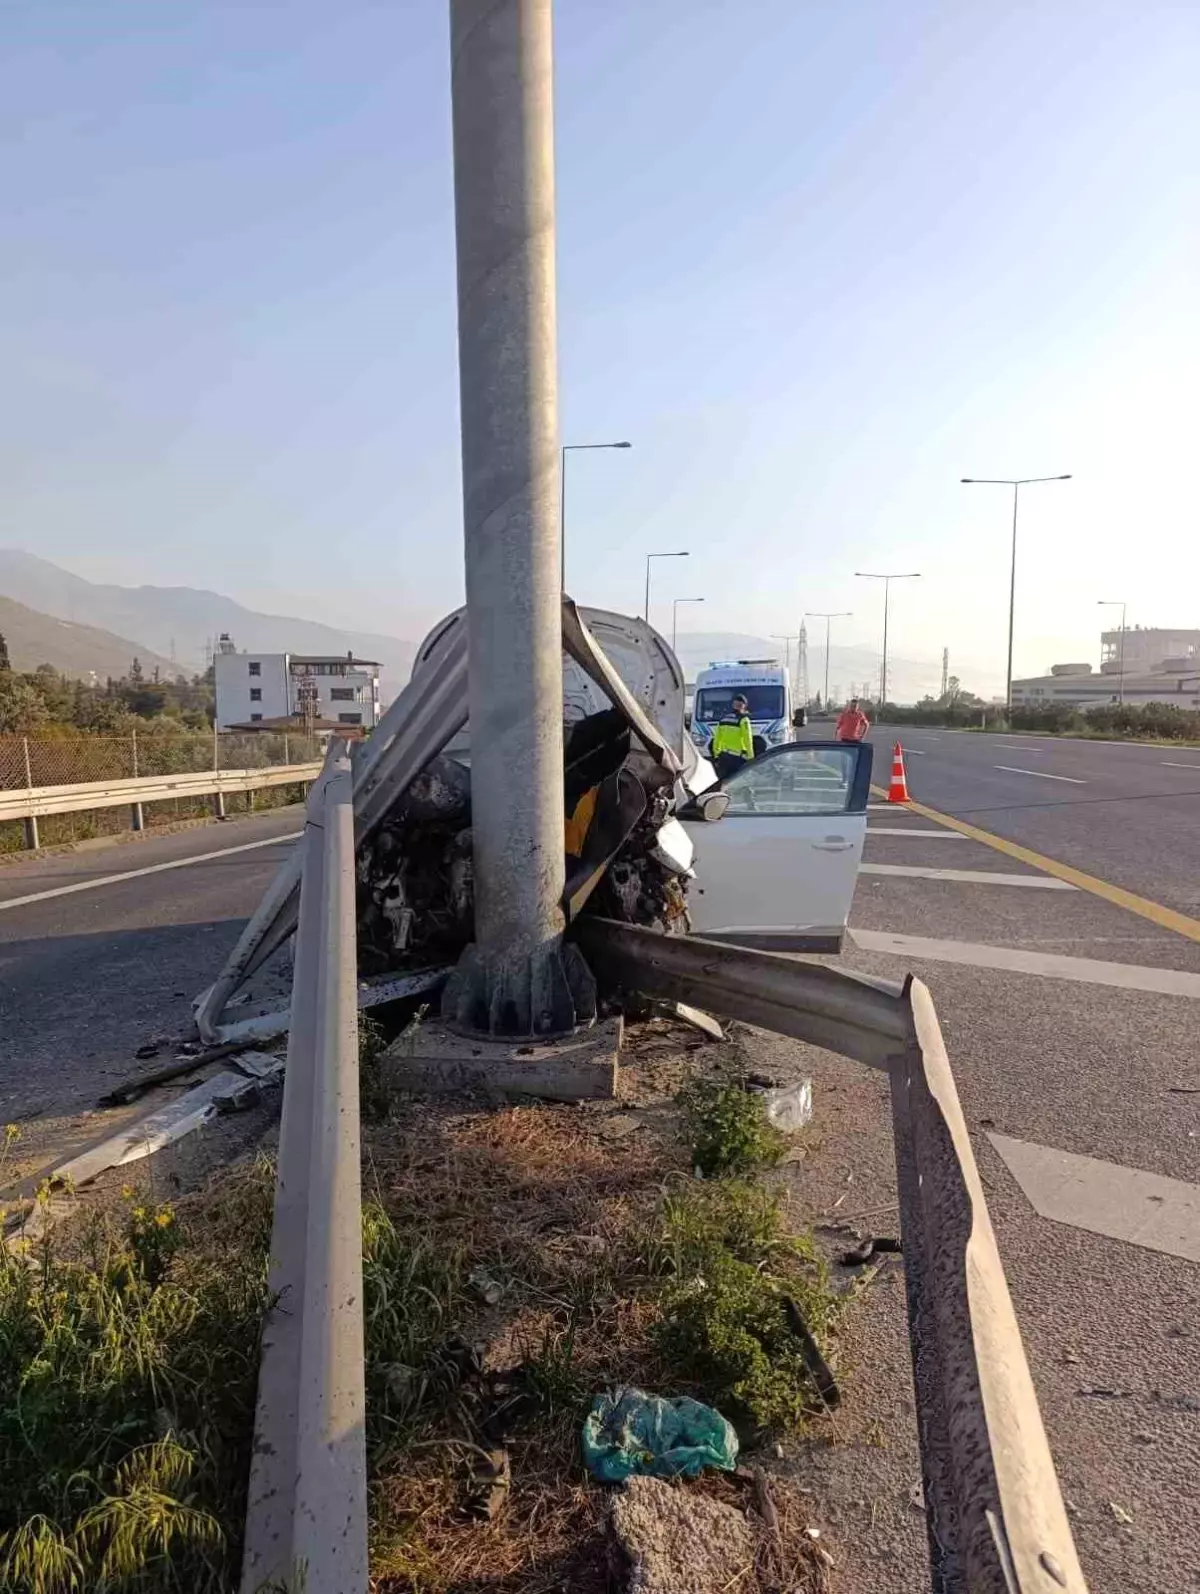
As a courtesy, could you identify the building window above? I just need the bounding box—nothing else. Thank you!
[250,712,263,722]
[248,661,261,677]
[329,687,356,702]
[338,712,363,725]
[249,688,262,702]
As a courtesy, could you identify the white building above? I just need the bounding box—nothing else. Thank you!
[214,634,382,730]
[1013,627,1200,709]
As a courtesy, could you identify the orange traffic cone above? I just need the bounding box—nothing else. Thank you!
[887,742,911,804]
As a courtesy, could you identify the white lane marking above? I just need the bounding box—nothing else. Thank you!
[994,765,1086,784]
[1161,761,1200,769]
[850,928,1200,997]
[904,748,927,755]
[0,832,303,914]
[866,826,966,839]
[858,863,1074,890]
[867,804,895,811]
[989,1133,1200,1263]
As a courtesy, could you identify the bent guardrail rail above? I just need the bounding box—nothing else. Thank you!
[574,918,1087,1594]
[240,746,368,1594]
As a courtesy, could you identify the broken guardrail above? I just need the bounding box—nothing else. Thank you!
[240,745,368,1594]
[574,918,1087,1594]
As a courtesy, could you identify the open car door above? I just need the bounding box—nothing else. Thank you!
[681,741,872,952]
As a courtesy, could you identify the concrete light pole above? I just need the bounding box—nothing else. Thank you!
[854,573,920,710]
[644,551,688,621]
[961,475,1072,711]
[448,0,574,1034]
[1098,599,1128,704]
[805,612,851,709]
[673,596,704,653]
[561,441,631,588]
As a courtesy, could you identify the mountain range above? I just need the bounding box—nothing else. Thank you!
[0,593,179,681]
[0,550,416,691]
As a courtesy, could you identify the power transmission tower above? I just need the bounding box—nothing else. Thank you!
[941,647,949,700]
[796,621,809,704]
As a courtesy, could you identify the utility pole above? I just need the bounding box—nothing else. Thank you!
[447,0,574,1035]
[805,612,851,710]
[941,647,949,701]
[855,572,920,711]
[796,621,809,705]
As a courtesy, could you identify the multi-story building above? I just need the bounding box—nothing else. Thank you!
[213,634,382,730]
[1013,627,1200,708]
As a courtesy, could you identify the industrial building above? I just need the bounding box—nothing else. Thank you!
[1012,627,1200,708]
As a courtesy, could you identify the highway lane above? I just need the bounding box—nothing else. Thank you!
[0,811,302,1122]
[870,726,1200,918]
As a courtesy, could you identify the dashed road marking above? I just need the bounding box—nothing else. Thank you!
[1162,761,1200,769]
[850,928,1200,996]
[0,832,303,914]
[858,863,1074,889]
[994,765,1086,784]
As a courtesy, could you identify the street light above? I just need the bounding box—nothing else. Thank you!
[805,611,852,708]
[961,474,1072,711]
[560,441,632,587]
[672,597,705,652]
[1098,600,1128,704]
[854,573,920,709]
[644,551,689,622]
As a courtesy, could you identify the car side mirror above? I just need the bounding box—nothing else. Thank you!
[680,789,730,823]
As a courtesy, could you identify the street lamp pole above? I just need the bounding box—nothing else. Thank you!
[1098,600,1128,704]
[854,573,920,709]
[961,474,1072,712]
[560,440,632,588]
[672,597,704,653]
[644,550,689,622]
[805,611,851,708]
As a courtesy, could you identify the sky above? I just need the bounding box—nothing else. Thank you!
[2,0,1198,700]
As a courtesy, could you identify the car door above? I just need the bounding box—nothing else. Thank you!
[681,741,872,952]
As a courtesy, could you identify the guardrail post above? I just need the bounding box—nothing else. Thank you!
[241,746,367,1594]
[22,738,39,850]
[129,731,144,831]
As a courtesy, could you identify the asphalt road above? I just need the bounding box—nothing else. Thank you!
[0,810,303,1125]
[870,724,1200,916]
[826,726,1200,1593]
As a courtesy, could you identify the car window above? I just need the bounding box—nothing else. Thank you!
[720,746,857,815]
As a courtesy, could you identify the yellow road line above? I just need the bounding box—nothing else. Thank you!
[868,785,1200,944]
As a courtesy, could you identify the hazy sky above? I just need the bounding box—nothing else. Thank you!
[3,1,1197,698]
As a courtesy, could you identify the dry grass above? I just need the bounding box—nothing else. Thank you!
[361,1078,836,1594]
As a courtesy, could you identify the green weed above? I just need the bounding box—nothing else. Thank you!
[676,1078,787,1177]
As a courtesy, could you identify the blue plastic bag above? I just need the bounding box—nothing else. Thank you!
[581,1387,738,1482]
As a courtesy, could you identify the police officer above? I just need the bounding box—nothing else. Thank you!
[710,694,755,779]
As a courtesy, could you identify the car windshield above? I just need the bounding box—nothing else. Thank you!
[695,685,784,722]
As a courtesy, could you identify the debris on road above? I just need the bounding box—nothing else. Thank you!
[837,1235,903,1267]
[582,1388,739,1482]
[761,1077,813,1131]
[460,1446,511,1522]
[608,1474,755,1594]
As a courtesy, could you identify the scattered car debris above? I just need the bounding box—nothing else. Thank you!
[582,1388,738,1482]
[1109,1501,1134,1525]
[134,1042,161,1060]
[459,1446,511,1522]
[838,1235,903,1267]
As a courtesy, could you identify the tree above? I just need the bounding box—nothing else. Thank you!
[0,674,50,734]
[0,632,9,672]
[129,657,145,685]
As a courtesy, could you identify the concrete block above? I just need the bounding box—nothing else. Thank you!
[381,1014,621,1102]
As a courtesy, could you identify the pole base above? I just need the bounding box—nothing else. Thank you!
[381,1014,620,1103]
[441,939,595,1038]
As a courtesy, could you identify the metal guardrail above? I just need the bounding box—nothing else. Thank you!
[576,918,1087,1594]
[0,763,322,823]
[240,746,368,1594]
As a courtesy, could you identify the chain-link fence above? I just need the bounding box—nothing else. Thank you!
[0,731,324,791]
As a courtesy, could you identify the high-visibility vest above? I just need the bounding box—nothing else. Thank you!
[710,713,754,759]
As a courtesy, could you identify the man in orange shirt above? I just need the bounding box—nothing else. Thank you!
[835,697,870,743]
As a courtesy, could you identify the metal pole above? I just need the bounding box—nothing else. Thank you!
[881,578,890,709]
[824,618,832,706]
[644,554,651,622]
[560,444,567,589]
[448,0,573,1035]
[22,737,38,851]
[1006,482,1019,713]
[1119,603,1126,704]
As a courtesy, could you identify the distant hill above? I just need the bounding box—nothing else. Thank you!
[0,594,179,681]
[0,550,416,694]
